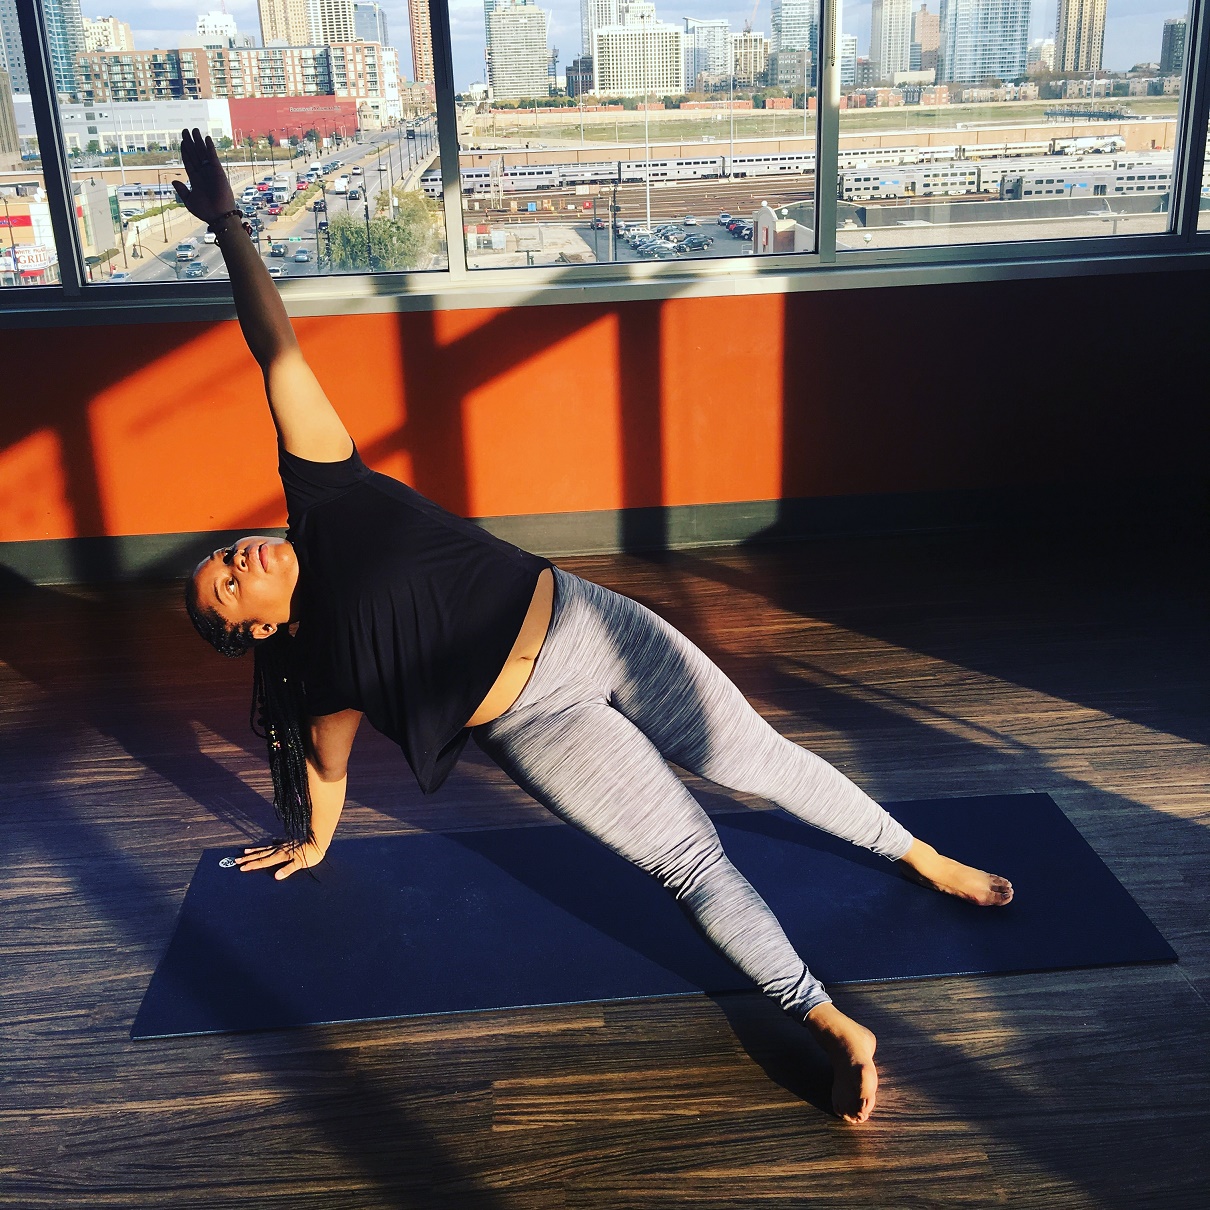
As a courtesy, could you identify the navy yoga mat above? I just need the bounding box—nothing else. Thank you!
[131,794,1176,1039]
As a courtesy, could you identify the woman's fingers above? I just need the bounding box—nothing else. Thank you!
[234,845,292,871]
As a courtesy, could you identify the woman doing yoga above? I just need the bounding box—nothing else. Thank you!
[174,130,1012,1125]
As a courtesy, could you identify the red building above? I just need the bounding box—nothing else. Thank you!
[227,97,361,144]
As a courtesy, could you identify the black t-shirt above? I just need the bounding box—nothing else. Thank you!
[279,446,551,793]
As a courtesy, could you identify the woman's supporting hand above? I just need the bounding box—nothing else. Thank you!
[172,127,237,226]
[235,840,327,880]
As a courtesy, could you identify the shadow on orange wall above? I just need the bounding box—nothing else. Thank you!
[2,267,1208,562]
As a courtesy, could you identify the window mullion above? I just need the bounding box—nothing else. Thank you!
[1173,0,1210,239]
[428,0,468,277]
[15,0,85,295]
[816,0,840,263]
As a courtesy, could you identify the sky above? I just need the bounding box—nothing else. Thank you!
[99,0,1193,93]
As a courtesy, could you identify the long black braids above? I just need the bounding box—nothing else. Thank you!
[250,629,315,846]
[185,578,314,845]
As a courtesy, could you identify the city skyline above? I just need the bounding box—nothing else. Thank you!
[3,0,1192,92]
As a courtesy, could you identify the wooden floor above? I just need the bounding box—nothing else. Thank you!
[2,530,1208,1208]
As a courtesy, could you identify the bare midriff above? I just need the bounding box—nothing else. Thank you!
[464,567,556,728]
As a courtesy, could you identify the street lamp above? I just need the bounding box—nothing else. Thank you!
[268,130,277,170]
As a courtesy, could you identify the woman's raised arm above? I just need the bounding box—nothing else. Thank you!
[172,128,352,463]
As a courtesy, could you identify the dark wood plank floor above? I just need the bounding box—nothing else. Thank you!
[2,531,1207,1208]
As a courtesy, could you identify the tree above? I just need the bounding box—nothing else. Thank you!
[326,192,441,272]
[217,136,233,150]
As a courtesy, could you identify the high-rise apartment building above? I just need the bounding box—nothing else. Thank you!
[871,0,913,82]
[44,0,86,97]
[594,3,684,98]
[82,16,134,53]
[407,0,433,82]
[683,17,730,89]
[487,0,550,100]
[354,2,389,47]
[910,4,939,73]
[259,0,312,47]
[0,65,18,155]
[770,0,817,89]
[730,29,769,86]
[770,0,816,55]
[308,0,357,46]
[937,0,1030,84]
[581,0,622,59]
[1055,0,1106,74]
[1160,18,1186,76]
[839,32,857,86]
[0,0,27,93]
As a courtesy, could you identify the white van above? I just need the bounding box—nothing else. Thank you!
[310,161,323,174]
[332,175,349,195]
[175,238,199,261]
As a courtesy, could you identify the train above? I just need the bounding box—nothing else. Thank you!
[839,158,1173,201]
[422,139,1158,200]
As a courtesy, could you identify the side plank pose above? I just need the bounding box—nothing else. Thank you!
[174,130,1013,1125]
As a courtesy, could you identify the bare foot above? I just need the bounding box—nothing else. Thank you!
[898,839,1014,906]
[805,1002,879,1124]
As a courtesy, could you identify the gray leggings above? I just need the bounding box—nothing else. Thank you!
[474,568,914,1020]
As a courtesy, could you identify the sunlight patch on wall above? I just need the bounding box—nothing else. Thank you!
[0,428,75,542]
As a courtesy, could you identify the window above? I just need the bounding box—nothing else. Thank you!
[455,1,816,268]
[837,0,1193,254]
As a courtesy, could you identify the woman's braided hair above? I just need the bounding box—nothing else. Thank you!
[185,577,314,845]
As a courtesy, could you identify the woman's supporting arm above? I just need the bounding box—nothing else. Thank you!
[172,128,352,463]
[234,708,363,880]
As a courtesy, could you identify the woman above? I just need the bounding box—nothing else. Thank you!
[174,129,1012,1126]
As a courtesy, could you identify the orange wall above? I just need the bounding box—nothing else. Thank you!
[2,270,1207,545]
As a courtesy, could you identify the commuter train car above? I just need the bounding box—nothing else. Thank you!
[116,182,177,202]
[728,151,816,178]
[999,166,1171,199]
[957,141,1051,160]
[838,165,980,200]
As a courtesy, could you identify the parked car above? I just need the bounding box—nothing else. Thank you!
[725,217,746,232]
[734,223,753,240]
[717,212,732,225]
[683,214,698,225]
[107,271,130,282]
[589,217,606,230]
[269,243,287,257]
[293,247,311,263]
[183,261,208,279]
[681,234,714,251]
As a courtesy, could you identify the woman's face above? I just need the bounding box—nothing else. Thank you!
[191,536,299,640]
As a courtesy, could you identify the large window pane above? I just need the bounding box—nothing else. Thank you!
[451,1,819,269]
[0,4,64,288]
[15,0,445,285]
[833,0,1191,253]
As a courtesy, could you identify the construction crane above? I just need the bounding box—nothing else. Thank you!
[744,0,760,34]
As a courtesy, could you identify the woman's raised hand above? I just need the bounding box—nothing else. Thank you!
[234,840,327,881]
[171,127,237,225]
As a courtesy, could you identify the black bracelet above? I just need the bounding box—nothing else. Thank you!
[208,210,252,240]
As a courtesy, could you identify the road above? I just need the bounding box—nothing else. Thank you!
[104,119,438,285]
